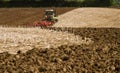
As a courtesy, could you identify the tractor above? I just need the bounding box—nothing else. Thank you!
[33,9,58,27]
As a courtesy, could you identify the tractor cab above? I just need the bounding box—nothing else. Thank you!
[44,9,57,17]
[43,9,58,22]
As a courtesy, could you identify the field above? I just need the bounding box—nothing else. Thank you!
[0,7,75,27]
[0,8,120,73]
[54,8,120,27]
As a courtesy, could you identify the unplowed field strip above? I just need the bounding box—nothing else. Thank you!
[54,8,120,28]
[0,27,92,54]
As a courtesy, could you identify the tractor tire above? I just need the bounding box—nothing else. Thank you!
[55,19,58,22]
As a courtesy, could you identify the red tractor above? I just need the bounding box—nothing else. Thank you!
[33,9,58,27]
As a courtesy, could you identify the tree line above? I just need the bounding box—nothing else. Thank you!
[0,0,119,7]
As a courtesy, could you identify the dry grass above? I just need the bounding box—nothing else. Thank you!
[54,8,120,28]
[0,27,92,54]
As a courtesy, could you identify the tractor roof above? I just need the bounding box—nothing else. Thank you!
[45,9,54,12]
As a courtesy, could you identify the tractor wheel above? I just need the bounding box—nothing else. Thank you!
[55,19,58,22]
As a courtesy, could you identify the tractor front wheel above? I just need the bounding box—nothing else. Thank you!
[55,19,58,22]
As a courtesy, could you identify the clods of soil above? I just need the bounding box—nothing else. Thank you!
[0,28,119,73]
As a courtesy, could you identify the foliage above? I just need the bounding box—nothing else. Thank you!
[0,0,119,7]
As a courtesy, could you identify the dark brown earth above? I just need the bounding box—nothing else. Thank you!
[0,28,120,73]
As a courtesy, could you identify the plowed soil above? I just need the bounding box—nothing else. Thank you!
[0,8,120,73]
